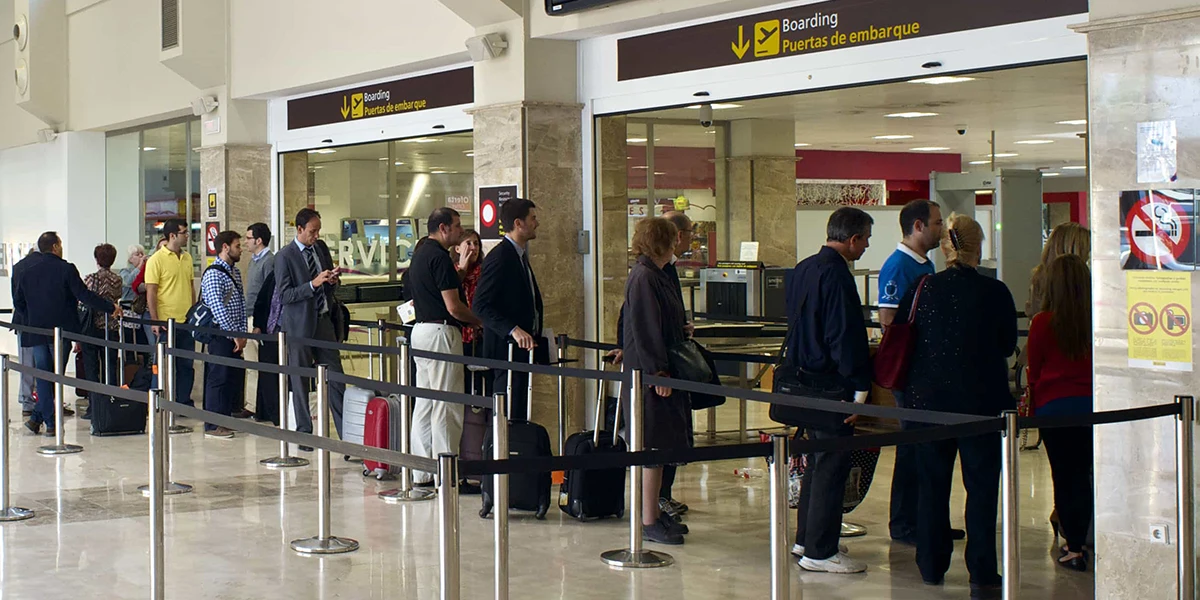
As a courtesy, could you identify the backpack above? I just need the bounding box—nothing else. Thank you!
[186,265,238,345]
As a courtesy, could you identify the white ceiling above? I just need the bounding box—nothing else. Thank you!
[630,60,1088,176]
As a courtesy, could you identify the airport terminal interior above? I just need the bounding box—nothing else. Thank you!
[0,0,1194,598]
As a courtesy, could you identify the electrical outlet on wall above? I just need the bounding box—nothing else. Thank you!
[1150,523,1171,545]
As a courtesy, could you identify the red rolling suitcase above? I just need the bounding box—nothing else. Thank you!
[362,395,403,480]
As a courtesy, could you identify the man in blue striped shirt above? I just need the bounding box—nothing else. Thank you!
[200,230,247,439]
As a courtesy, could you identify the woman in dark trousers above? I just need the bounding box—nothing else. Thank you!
[622,217,691,546]
[252,270,279,424]
[1026,254,1093,571]
[897,214,1018,596]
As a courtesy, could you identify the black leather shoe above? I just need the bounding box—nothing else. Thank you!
[643,521,684,545]
[659,512,688,535]
[951,528,967,540]
[970,581,1002,599]
[23,419,41,435]
[232,410,254,419]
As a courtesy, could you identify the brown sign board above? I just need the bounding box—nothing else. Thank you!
[287,67,474,130]
[617,0,1087,81]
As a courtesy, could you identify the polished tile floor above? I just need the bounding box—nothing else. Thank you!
[0,389,1093,599]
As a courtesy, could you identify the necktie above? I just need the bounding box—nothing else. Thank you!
[521,251,539,336]
[305,246,329,315]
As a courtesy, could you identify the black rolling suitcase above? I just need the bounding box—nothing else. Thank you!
[558,358,626,521]
[91,329,148,437]
[480,344,552,520]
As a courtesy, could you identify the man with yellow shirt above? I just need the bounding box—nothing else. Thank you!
[146,218,197,407]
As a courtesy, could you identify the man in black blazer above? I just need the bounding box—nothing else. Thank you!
[12,232,119,435]
[472,198,543,422]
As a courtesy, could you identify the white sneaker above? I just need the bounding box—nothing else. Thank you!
[799,552,867,574]
[791,543,848,558]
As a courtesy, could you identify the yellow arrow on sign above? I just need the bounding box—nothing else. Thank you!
[731,25,750,59]
[340,96,350,119]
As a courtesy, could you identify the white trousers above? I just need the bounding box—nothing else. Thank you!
[410,323,465,484]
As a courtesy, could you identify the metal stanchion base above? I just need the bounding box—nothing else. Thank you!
[378,488,437,503]
[168,425,193,435]
[841,522,868,537]
[0,507,35,522]
[260,456,310,469]
[36,444,83,456]
[600,549,674,569]
[290,536,360,555]
[139,482,193,496]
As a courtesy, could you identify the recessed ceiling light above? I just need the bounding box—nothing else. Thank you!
[378,157,388,161]
[632,166,649,170]
[653,172,666,176]
[626,137,648,143]
[1015,140,1054,145]
[909,76,977,85]
[465,152,474,157]
[142,146,158,152]
[1057,119,1088,126]
[968,160,992,165]
[987,153,1019,158]
[1062,165,1087,170]
[400,138,442,144]
[911,147,951,152]
[394,161,404,166]
[685,103,742,110]
[312,166,324,169]
[794,143,811,147]
[1043,172,1061,177]
[976,190,994,194]
[431,170,447,174]
[874,135,914,140]
[886,112,939,119]
[307,149,336,154]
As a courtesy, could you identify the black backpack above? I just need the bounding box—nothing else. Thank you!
[185,265,237,345]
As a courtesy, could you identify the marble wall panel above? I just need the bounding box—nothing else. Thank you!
[598,116,628,345]
[728,157,799,267]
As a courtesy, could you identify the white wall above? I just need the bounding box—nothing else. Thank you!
[230,0,475,99]
[67,0,200,132]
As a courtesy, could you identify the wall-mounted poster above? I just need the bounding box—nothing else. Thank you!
[1127,270,1192,371]
[1120,189,1197,270]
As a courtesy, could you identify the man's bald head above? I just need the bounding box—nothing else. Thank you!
[662,211,693,257]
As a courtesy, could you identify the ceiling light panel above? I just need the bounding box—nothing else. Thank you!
[874,135,914,140]
[1015,140,1054,145]
[911,147,951,151]
[886,112,939,118]
[1057,119,1087,126]
[909,76,977,85]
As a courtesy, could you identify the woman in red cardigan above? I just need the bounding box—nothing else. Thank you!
[1025,253,1093,572]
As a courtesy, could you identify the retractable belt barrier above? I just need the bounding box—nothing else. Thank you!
[168,347,317,379]
[61,329,156,354]
[6,359,146,404]
[328,370,491,410]
[0,321,54,338]
[407,347,626,383]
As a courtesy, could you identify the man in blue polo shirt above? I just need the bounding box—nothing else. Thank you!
[879,199,961,545]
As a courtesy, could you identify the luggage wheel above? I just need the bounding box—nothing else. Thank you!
[362,468,372,477]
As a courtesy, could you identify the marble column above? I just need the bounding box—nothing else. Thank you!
[728,120,799,267]
[200,144,272,240]
[598,115,629,345]
[471,101,586,431]
[1079,6,1200,598]
[281,152,310,233]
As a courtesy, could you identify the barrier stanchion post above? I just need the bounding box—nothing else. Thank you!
[147,388,165,600]
[117,313,126,380]
[769,434,789,600]
[493,393,509,600]
[166,319,192,435]
[140,343,192,496]
[506,343,514,406]
[1001,410,1020,599]
[1176,395,1195,600]
[556,334,567,455]
[367,323,376,380]
[37,326,82,456]
[376,319,387,382]
[380,339,435,503]
[601,369,673,568]
[0,355,34,521]
[261,331,308,468]
[438,452,461,600]
[290,365,359,554]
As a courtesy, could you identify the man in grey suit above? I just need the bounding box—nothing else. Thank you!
[275,208,346,440]
[242,222,275,421]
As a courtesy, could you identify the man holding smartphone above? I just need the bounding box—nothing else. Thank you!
[275,208,347,440]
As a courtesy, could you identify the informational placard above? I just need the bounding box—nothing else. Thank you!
[286,68,473,130]
[1127,271,1192,371]
[740,241,760,262]
[205,222,220,257]
[616,0,1086,80]
[478,184,519,240]
[207,189,218,219]
[1119,189,1197,270]
[1137,120,1178,184]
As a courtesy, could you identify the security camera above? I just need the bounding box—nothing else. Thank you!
[191,96,219,116]
[698,104,714,128]
[956,124,968,136]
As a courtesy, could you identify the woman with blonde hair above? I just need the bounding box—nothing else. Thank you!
[896,214,1018,594]
[622,216,692,545]
[1026,253,1093,571]
[1027,222,1090,315]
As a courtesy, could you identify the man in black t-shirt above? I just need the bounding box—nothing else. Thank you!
[407,207,482,486]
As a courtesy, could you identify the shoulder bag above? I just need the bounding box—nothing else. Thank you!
[667,338,713,383]
[769,286,854,429]
[872,274,929,390]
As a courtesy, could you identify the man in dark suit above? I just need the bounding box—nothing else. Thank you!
[12,232,119,435]
[472,197,543,422]
[275,208,346,439]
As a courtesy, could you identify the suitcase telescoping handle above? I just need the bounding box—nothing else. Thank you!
[505,340,536,420]
[596,354,624,447]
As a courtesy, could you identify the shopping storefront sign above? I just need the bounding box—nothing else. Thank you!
[616,0,1087,81]
[286,68,474,130]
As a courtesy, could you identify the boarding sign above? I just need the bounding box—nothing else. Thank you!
[287,68,474,130]
[616,0,1087,81]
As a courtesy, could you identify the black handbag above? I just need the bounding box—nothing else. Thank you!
[689,343,726,410]
[769,289,852,429]
[667,339,713,383]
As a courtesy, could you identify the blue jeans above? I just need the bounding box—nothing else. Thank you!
[29,344,68,428]
[157,329,195,407]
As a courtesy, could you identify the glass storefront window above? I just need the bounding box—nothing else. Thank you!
[278,131,476,287]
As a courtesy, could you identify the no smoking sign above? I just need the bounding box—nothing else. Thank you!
[1120,189,1197,270]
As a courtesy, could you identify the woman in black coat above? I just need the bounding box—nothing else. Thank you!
[622,216,692,546]
[896,214,1017,594]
